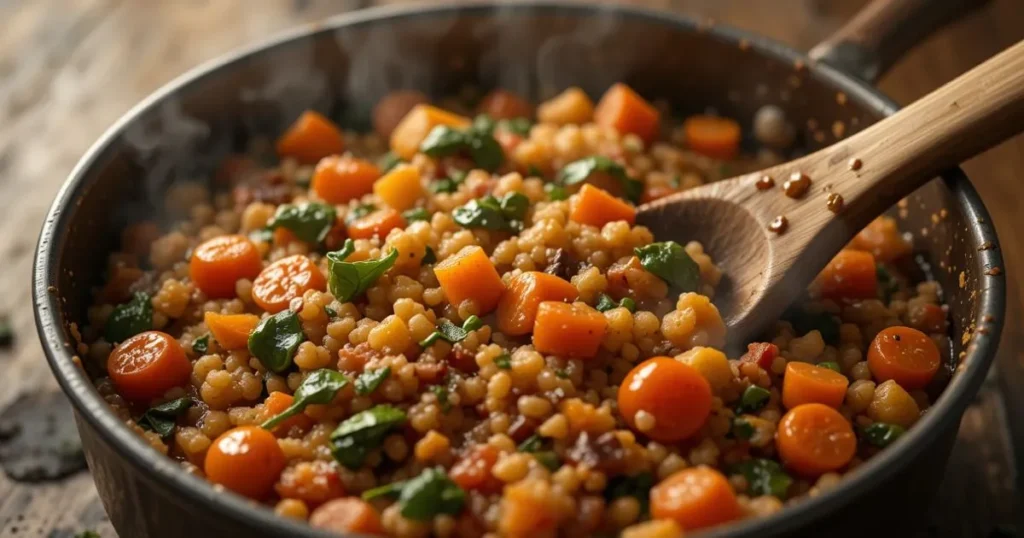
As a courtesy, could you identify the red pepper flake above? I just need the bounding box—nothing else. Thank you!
[755,175,775,191]
[768,215,788,234]
[848,158,863,171]
[826,193,844,213]
[783,172,811,199]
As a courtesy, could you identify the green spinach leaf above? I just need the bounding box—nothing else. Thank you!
[362,467,465,521]
[594,293,636,313]
[557,156,643,203]
[420,125,504,172]
[605,472,655,515]
[402,207,431,223]
[378,152,404,173]
[326,239,400,303]
[330,405,406,469]
[105,292,152,343]
[262,369,349,429]
[730,417,755,440]
[634,241,701,293]
[346,203,377,225]
[267,202,337,245]
[192,333,210,355]
[451,192,528,233]
[429,170,467,194]
[354,367,391,396]
[736,385,771,414]
[494,353,511,369]
[248,310,305,373]
[137,397,193,439]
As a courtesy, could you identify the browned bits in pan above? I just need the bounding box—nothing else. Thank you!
[985,267,1003,276]
[768,215,788,234]
[826,193,844,213]
[979,241,995,251]
[848,158,863,171]
[836,92,848,106]
[738,39,750,51]
[794,59,806,72]
[783,172,811,199]
[755,175,775,191]
[832,121,846,138]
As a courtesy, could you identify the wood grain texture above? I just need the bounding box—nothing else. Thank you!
[639,40,1024,345]
[0,1,1020,537]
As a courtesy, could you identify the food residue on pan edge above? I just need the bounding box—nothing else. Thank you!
[0,391,87,482]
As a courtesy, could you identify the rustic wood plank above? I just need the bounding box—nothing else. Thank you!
[0,1,1020,536]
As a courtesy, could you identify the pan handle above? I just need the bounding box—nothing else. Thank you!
[809,0,991,83]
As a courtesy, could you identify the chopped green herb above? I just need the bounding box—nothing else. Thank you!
[634,241,701,293]
[346,203,378,225]
[248,310,305,373]
[557,155,643,203]
[861,422,906,447]
[429,170,467,194]
[544,183,568,201]
[430,385,451,413]
[422,246,437,265]
[355,367,391,396]
[451,192,529,233]
[471,114,497,135]
[731,459,793,499]
[324,306,338,319]
[594,293,636,313]
[105,292,153,343]
[818,361,841,373]
[533,451,561,471]
[378,151,404,173]
[494,354,512,369]
[192,333,210,355]
[517,434,545,453]
[262,369,349,429]
[330,404,407,469]
[402,207,431,223]
[137,397,193,439]
[527,165,545,179]
[736,385,771,414]
[731,417,755,440]
[784,308,840,346]
[421,315,483,347]
[605,472,654,515]
[75,531,101,538]
[377,467,466,521]
[555,369,570,379]
[420,125,504,172]
[326,239,400,303]
[267,202,337,245]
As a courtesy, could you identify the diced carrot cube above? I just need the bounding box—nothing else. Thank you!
[594,83,660,144]
[276,111,345,164]
[390,104,471,160]
[570,184,636,228]
[537,87,594,126]
[816,249,878,300]
[313,156,381,204]
[497,272,579,336]
[204,312,261,350]
[434,246,506,314]
[373,164,425,211]
[532,301,608,358]
[683,115,742,160]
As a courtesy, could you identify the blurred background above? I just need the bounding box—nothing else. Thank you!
[0,0,1021,536]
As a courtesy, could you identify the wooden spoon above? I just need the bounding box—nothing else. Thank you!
[637,40,1024,349]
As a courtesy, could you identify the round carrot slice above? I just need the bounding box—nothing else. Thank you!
[776,403,857,476]
[190,235,263,299]
[782,361,850,409]
[312,155,381,204]
[651,466,741,531]
[867,326,941,390]
[309,498,385,535]
[107,331,191,402]
[683,115,742,160]
[251,254,326,313]
[618,357,712,442]
[205,425,287,499]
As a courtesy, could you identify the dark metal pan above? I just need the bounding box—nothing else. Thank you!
[32,1,1005,536]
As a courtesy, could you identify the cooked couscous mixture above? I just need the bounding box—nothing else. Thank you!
[80,83,950,537]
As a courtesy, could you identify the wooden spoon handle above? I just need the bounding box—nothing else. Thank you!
[786,39,1024,248]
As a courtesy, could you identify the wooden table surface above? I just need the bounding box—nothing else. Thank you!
[0,1,1021,536]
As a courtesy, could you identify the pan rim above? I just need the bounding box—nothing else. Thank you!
[32,2,1005,537]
